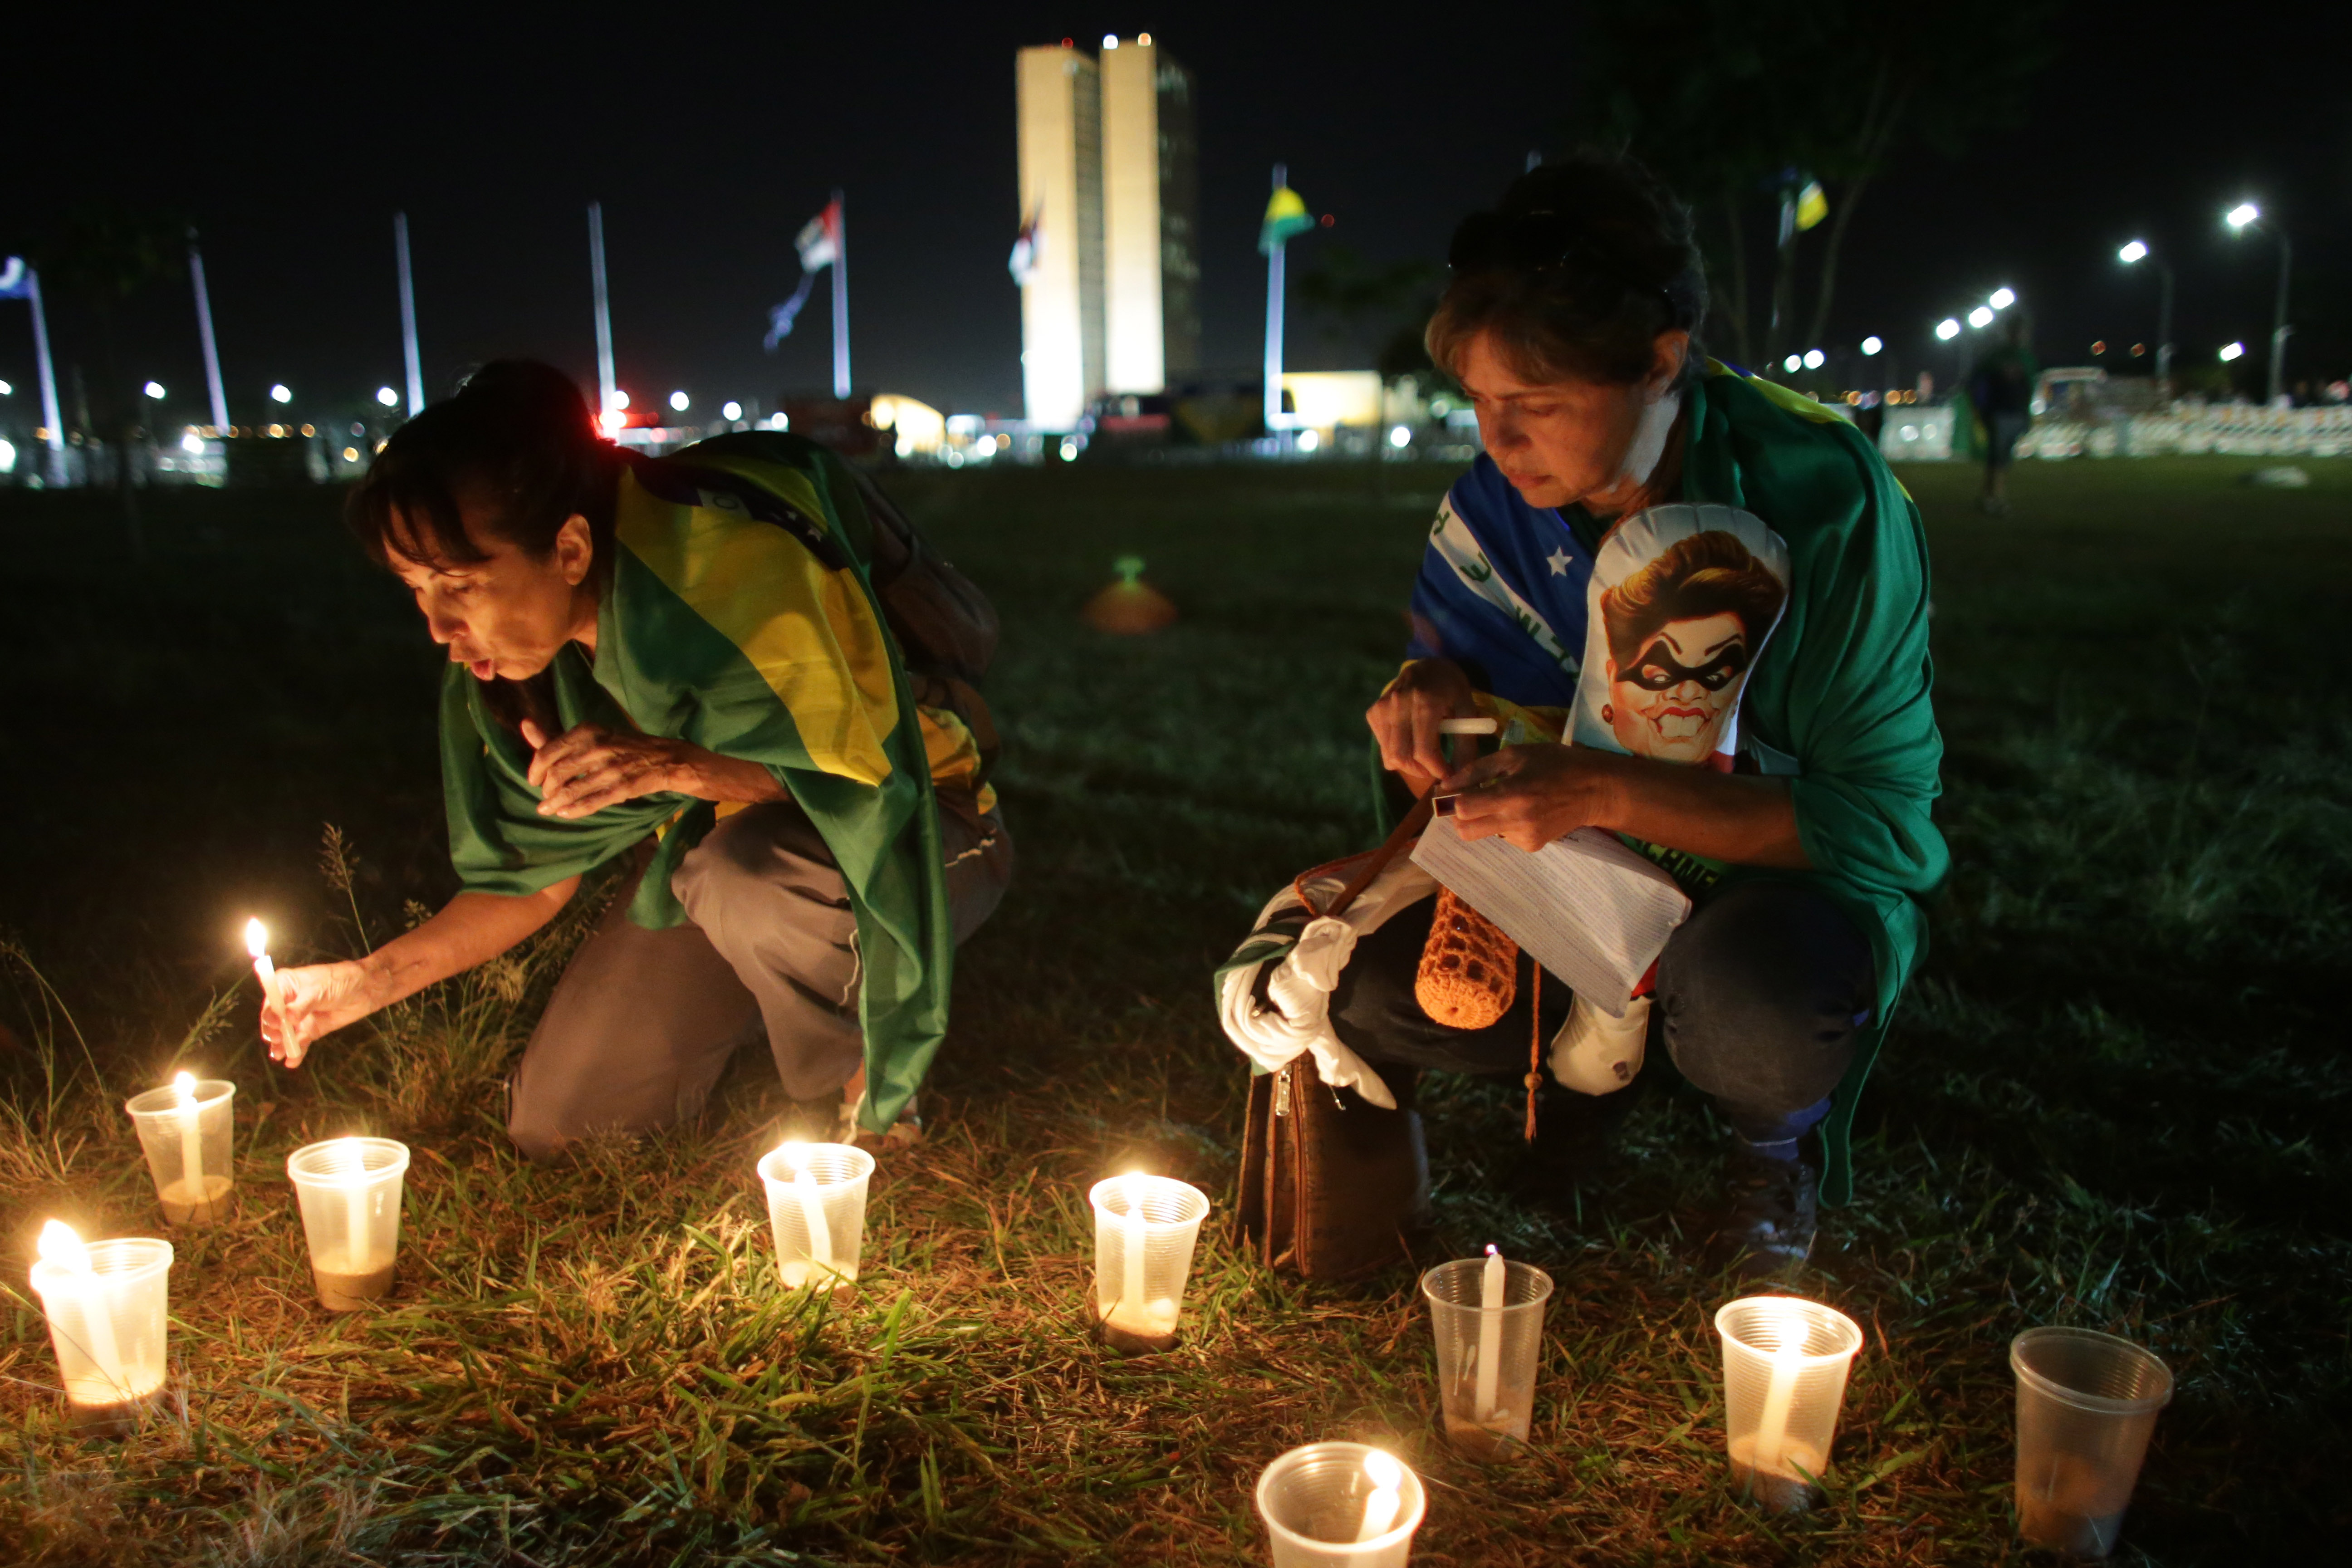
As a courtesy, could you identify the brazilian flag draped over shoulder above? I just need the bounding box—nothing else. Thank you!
[1259,185,1314,254]
[439,432,952,1134]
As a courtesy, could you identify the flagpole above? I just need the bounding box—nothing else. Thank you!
[588,201,617,415]
[25,266,65,485]
[830,189,850,399]
[1263,163,1287,436]
[395,213,424,416]
[187,230,230,434]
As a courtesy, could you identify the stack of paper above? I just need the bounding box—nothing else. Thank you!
[1409,819,1692,1017]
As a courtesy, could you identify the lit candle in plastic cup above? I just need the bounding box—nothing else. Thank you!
[2010,1327,2173,1558]
[286,1137,410,1310]
[28,1221,175,1434]
[1255,1442,1426,1568]
[1088,1173,1210,1353]
[1713,1295,1865,1510]
[757,1140,875,1301]
[125,1073,236,1224]
[1420,1251,1554,1458]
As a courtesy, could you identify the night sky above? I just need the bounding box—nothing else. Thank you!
[2,2,2342,431]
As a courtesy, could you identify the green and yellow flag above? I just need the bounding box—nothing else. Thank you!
[1259,185,1314,254]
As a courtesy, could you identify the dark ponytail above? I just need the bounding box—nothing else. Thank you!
[346,359,620,575]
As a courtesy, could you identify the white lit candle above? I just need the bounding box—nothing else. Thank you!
[1121,1173,1149,1315]
[784,1142,833,1284]
[36,1221,122,1393]
[172,1072,205,1193]
[1751,1302,1806,1480]
[245,919,296,1063]
[1354,1449,1404,1542]
[1474,1243,1505,1422]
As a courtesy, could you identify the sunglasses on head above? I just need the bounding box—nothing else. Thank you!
[1448,208,1675,313]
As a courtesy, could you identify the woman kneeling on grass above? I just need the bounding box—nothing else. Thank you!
[261,362,1011,1155]
[1226,153,1945,1276]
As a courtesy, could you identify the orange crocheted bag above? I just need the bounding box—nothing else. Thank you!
[1414,886,1519,1029]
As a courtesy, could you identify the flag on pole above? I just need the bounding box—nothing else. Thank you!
[1794,180,1828,232]
[766,199,843,350]
[1007,205,1043,286]
[1259,185,1313,255]
[0,256,30,299]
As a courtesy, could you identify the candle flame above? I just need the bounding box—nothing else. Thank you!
[334,1137,369,1180]
[779,1140,810,1175]
[172,1070,198,1105]
[1766,1299,1811,1357]
[37,1219,92,1273]
[243,918,269,959]
[1363,1449,1403,1490]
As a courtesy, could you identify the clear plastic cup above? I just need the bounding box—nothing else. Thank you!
[286,1137,410,1310]
[29,1236,175,1431]
[125,1078,237,1225]
[1255,1441,1427,1568]
[2010,1327,2173,1558]
[1088,1174,1211,1353]
[757,1141,877,1300]
[1713,1295,1865,1510]
[1421,1256,1554,1458]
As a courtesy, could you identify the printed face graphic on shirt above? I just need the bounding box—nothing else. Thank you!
[1575,509,1790,769]
[1605,611,1753,763]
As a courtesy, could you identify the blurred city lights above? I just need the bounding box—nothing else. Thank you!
[2219,342,2245,362]
[2225,202,2259,230]
[1989,287,2016,310]
[269,383,292,403]
[180,432,204,455]
[0,379,13,395]
[1137,31,1151,44]
[1295,427,1321,453]
[1387,424,1412,449]
[721,400,743,421]
[1860,336,1882,356]
[609,389,632,410]
[669,391,690,412]
[1102,34,1118,48]
[143,380,166,399]
[1967,306,1994,329]
[0,438,14,474]
[1802,348,1826,370]
[376,386,400,407]
[1058,436,1080,461]
[2118,240,2149,265]
[1936,318,1961,340]
[598,409,627,437]
[1782,354,1801,372]
[975,434,998,458]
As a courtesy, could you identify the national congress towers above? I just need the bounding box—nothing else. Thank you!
[1014,34,1200,429]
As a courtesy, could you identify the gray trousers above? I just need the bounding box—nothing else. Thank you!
[507,803,1012,1158]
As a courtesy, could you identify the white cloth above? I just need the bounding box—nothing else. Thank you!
[1548,991,1650,1096]
[1218,856,1436,1111]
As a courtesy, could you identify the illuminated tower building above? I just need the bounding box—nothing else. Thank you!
[1016,34,1199,428]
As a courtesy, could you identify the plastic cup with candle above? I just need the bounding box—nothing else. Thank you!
[1087,1173,1210,1353]
[124,1073,237,1224]
[28,1221,175,1433]
[1255,1442,1426,1568]
[757,1141,875,1301]
[2010,1326,2172,1557]
[286,1137,410,1310]
[1421,1252,1554,1458]
[1714,1295,1865,1509]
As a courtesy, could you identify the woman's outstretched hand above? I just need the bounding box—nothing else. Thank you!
[1365,658,1478,794]
[263,960,378,1068]
[1441,744,1624,853]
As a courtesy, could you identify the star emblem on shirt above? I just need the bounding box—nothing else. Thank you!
[1548,548,1572,576]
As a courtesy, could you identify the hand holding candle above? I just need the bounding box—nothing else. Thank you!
[245,919,299,1065]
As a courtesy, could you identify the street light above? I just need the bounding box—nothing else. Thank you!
[2117,239,2176,388]
[1802,348,1825,370]
[1936,319,1961,341]
[376,386,400,407]
[269,383,292,404]
[1782,354,1801,373]
[721,400,743,421]
[1968,305,1994,329]
[2224,200,2292,403]
[1860,336,1883,356]
[2219,342,2245,363]
[669,390,690,412]
[143,380,167,399]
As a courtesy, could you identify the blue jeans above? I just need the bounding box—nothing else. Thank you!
[1325,881,1875,1147]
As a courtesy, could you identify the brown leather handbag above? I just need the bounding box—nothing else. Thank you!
[1234,798,1433,1282]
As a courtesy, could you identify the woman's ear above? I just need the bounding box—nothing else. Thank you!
[1648,329,1691,398]
[555,513,595,587]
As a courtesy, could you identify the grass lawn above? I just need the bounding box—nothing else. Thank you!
[1,453,2347,1564]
